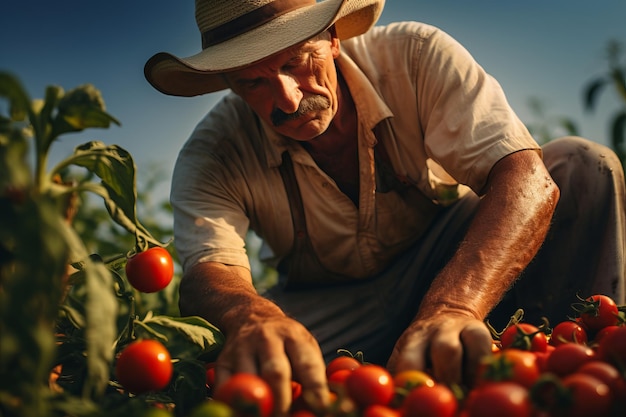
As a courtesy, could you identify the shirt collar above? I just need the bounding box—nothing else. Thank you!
[263,52,394,168]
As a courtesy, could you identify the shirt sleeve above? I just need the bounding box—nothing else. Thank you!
[170,95,252,272]
[415,25,541,194]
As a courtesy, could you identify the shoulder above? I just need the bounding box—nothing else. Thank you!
[341,21,442,55]
[340,22,472,83]
[171,92,266,188]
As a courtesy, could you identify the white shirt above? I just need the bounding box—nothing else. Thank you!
[170,21,540,278]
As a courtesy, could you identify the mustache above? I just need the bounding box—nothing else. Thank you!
[270,95,331,127]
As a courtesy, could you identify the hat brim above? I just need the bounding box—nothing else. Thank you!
[145,0,384,97]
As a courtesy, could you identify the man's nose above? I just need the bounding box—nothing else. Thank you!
[271,73,302,115]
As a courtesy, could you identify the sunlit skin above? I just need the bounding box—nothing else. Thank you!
[225,30,361,202]
[225,31,356,154]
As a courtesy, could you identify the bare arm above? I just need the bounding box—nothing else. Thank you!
[388,149,560,383]
[179,261,329,415]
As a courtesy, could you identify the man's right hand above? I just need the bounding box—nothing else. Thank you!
[179,261,329,416]
[215,315,329,415]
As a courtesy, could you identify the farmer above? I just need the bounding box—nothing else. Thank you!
[144,0,626,413]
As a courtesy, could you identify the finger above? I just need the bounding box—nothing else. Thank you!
[460,322,493,385]
[430,331,463,385]
[388,329,430,374]
[258,346,292,416]
[214,343,258,388]
[286,337,328,410]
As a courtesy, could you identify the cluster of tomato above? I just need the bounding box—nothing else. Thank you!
[115,291,625,417]
[191,294,625,417]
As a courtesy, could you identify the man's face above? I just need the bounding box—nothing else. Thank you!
[225,33,341,141]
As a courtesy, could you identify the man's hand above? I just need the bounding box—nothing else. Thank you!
[214,315,329,415]
[179,261,328,416]
[387,309,493,386]
[388,150,558,387]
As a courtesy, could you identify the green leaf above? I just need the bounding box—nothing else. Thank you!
[135,315,224,361]
[50,83,120,138]
[611,110,626,162]
[0,71,31,122]
[83,261,118,399]
[37,85,64,155]
[611,67,626,102]
[583,77,608,112]
[57,220,118,399]
[52,141,162,247]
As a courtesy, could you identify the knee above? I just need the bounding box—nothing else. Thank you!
[542,136,625,188]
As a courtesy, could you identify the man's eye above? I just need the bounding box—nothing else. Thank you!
[240,79,261,90]
[285,56,308,70]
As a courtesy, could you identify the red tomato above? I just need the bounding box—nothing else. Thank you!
[577,360,626,405]
[115,339,173,394]
[401,383,458,417]
[125,246,174,293]
[576,294,619,332]
[476,348,540,389]
[596,325,626,369]
[213,373,274,417]
[328,368,352,391]
[326,356,361,378]
[544,343,595,377]
[206,362,216,390]
[500,323,549,352]
[558,373,612,417]
[289,411,316,417]
[534,344,555,373]
[362,404,401,417]
[290,381,302,402]
[592,325,619,345]
[464,382,531,417]
[393,369,435,391]
[345,364,395,408]
[549,320,588,347]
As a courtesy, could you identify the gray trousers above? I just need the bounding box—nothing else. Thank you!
[265,137,626,365]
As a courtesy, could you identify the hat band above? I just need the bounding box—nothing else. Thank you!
[202,0,316,49]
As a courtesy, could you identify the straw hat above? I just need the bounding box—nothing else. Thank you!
[144,0,385,97]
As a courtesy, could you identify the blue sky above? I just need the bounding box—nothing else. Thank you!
[2,1,625,205]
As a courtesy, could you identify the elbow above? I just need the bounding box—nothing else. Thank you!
[546,175,560,216]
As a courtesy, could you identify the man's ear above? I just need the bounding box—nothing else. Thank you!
[329,25,341,58]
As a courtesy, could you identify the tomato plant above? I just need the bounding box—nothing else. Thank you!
[125,246,174,293]
[401,383,457,417]
[345,364,395,408]
[115,339,173,394]
[213,373,274,417]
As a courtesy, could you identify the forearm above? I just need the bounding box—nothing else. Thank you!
[179,261,285,335]
[417,150,560,320]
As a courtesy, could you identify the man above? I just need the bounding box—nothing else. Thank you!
[144,0,626,414]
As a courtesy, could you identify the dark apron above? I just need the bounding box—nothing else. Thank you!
[276,145,441,289]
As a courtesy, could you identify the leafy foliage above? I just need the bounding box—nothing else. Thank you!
[583,39,626,166]
[0,72,224,417]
